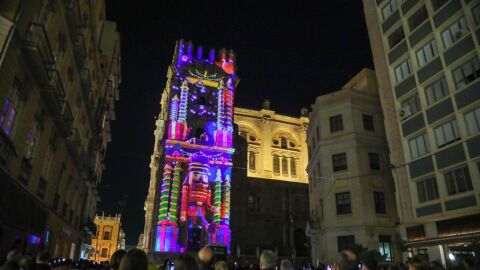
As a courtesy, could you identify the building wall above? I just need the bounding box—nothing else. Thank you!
[89,215,124,263]
[307,69,399,265]
[234,107,309,184]
[230,132,310,259]
[364,0,480,263]
[0,0,120,259]
[142,104,311,254]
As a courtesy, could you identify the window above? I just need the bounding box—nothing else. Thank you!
[336,192,351,214]
[281,137,287,149]
[374,192,386,214]
[337,235,355,252]
[416,40,438,67]
[388,27,405,49]
[368,153,381,170]
[0,85,22,136]
[25,121,40,160]
[409,134,430,159]
[452,57,480,89]
[37,177,47,199]
[62,203,67,217]
[473,4,480,25]
[464,107,480,135]
[332,153,347,171]
[247,194,260,212]
[363,114,374,131]
[103,231,111,240]
[401,94,421,115]
[248,151,256,172]
[101,248,108,257]
[330,114,343,132]
[408,6,428,31]
[432,0,447,10]
[379,235,393,262]
[434,120,460,147]
[53,193,59,210]
[281,157,288,176]
[273,155,280,175]
[290,158,297,177]
[442,17,468,49]
[416,177,440,203]
[425,77,448,105]
[42,145,53,178]
[382,0,398,20]
[394,58,413,83]
[444,167,473,195]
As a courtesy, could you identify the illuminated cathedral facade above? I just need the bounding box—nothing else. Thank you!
[145,40,238,253]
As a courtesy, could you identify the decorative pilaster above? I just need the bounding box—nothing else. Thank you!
[168,163,181,223]
[178,80,189,123]
[158,163,173,221]
[214,169,222,224]
[221,174,231,225]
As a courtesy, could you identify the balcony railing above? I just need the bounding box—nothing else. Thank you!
[73,34,87,70]
[0,130,16,166]
[64,0,85,41]
[23,23,56,85]
[54,101,74,137]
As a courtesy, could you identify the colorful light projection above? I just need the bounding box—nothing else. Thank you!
[155,40,237,253]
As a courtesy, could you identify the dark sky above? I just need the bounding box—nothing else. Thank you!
[99,0,373,245]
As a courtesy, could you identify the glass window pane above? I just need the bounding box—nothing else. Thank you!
[435,126,445,146]
[409,139,419,159]
[444,122,454,142]
[442,30,452,48]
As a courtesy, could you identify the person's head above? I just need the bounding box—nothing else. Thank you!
[214,261,228,270]
[280,259,293,270]
[463,258,474,269]
[7,250,22,264]
[198,246,214,265]
[259,250,276,270]
[334,250,357,270]
[175,254,198,270]
[36,251,50,264]
[110,250,126,270]
[360,251,377,270]
[119,249,148,270]
[407,256,425,270]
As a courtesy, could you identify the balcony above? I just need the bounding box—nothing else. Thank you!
[23,23,56,85]
[66,127,81,156]
[73,34,87,70]
[81,68,99,130]
[55,101,74,137]
[64,0,85,42]
[0,130,16,166]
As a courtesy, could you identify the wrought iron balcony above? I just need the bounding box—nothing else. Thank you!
[55,101,74,137]
[66,127,81,155]
[64,0,85,41]
[0,130,16,167]
[73,34,87,70]
[23,23,56,85]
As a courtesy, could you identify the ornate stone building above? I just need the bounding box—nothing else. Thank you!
[0,0,120,259]
[234,105,309,184]
[142,101,310,258]
[89,214,125,263]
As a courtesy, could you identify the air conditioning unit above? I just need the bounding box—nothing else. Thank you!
[398,106,412,120]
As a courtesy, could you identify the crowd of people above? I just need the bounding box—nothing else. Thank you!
[0,247,478,270]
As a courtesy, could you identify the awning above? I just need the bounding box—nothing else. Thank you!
[405,232,480,247]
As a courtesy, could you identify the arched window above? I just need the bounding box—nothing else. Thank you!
[290,158,297,177]
[273,155,280,175]
[248,151,256,172]
[280,137,287,149]
[281,157,288,176]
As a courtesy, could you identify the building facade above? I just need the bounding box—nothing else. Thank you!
[234,105,309,184]
[363,0,480,265]
[307,69,399,265]
[231,105,310,259]
[0,0,120,259]
[89,214,125,263]
[142,99,311,257]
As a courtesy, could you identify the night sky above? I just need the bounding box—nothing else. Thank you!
[99,1,373,245]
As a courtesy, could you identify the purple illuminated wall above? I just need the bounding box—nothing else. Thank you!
[155,40,237,253]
